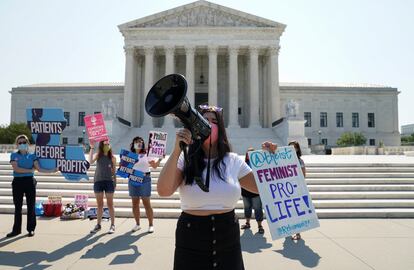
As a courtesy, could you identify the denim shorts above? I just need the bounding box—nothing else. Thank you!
[128,175,151,197]
[93,181,115,193]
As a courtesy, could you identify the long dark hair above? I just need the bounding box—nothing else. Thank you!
[130,136,146,154]
[183,107,231,185]
[97,141,113,159]
[288,141,302,158]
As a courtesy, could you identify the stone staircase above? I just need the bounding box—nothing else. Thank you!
[1,158,414,218]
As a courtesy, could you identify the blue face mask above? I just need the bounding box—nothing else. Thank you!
[18,143,29,151]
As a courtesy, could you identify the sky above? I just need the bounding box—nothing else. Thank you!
[0,0,413,128]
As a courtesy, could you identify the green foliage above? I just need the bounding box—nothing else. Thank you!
[401,133,414,144]
[336,132,367,147]
[0,123,32,144]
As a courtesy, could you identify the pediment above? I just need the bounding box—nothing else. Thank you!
[119,1,285,29]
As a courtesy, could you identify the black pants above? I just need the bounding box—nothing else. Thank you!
[174,210,244,270]
[11,177,37,233]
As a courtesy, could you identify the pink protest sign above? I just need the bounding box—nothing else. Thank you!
[84,113,109,143]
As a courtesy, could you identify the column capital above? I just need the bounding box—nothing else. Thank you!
[268,46,280,56]
[249,46,260,56]
[185,45,196,54]
[143,46,155,55]
[228,45,239,55]
[208,45,219,54]
[164,45,175,55]
[124,46,135,56]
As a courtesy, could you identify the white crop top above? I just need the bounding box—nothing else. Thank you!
[132,154,156,173]
[177,152,252,210]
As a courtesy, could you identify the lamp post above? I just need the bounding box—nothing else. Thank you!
[82,129,86,152]
[318,130,322,145]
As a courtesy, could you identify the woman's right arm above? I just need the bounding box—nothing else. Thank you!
[10,161,34,173]
[157,129,192,197]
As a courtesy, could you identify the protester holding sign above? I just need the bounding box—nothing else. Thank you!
[7,134,57,238]
[157,105,277,270]
[241,147,265,234]
[89,140,117,234]
[128,136,162,233]
[288,141,307,241]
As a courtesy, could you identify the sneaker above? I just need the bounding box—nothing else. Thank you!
[148,226,154,233]
[28,231,35,237]
[258,226,265,234]
[90,224,101,234]
[108,224,115,234]
[131,224,141,232]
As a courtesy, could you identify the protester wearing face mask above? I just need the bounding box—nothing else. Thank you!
[157,104,278,270]
[128,136,162,233]
[288,141,306,241]
[7,134,57,238]
[89,140,117,234]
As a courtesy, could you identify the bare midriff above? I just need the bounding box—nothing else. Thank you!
[184,209,233,216]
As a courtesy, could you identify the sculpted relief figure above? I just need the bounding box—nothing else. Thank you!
[102,99,117,120]
[286,99,299,119]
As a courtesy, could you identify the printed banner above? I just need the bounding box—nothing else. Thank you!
[26,108,90,181]
[116,149,146,187]
[147,131,167,158]
[84,113,109,143]
[248,146,320,240]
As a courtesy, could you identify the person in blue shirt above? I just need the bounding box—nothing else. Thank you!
[7,134,57,238]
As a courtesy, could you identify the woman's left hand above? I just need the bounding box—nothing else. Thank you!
[261,141,278,153]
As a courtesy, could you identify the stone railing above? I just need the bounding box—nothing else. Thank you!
[331,146,414,155]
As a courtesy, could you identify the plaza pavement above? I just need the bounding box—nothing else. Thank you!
[0,214,413,270]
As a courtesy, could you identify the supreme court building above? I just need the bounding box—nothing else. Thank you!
[9,1,401,152]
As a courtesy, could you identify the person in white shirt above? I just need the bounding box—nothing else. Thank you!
[157,105,277,270]
[129,136,162,233]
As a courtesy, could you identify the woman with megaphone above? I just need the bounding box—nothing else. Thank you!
[157,104,277,270]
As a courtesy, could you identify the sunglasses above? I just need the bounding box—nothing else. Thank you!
[198,105,223,112]
[17,141,28,145]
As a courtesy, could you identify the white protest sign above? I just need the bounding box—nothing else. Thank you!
[148,131,167,159]
[248,146,320,240]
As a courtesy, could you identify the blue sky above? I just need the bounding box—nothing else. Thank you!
[0,0,413,128]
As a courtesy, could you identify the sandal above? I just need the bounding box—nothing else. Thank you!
[291,233,301,240]
[258,226,265,234]
[241,223,251,230]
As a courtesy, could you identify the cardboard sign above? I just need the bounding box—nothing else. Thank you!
[84,113,109,143]
[26,108,90,181]
[116,149,146,187]
[248,146,320,240]
[48,195,62,204]
[147,131,167,159]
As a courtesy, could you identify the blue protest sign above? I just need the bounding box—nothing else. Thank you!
[116,149,146,186]
[26,108,90,181]
[248,146,320,240]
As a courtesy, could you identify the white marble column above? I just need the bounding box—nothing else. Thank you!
[269,45,281,126]
[123,46,137,126]
[208,46,218,106]
[163,45,175,127]
[142,46,155,127]
[185,46,196,106]
[134,56,143,127]
[249,46,261,128]
[228,46,240,128]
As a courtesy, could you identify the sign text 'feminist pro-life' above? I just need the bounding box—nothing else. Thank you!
[249,147,319,240]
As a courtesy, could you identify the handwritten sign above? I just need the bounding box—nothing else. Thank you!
[84,113,109,143]
[26,108,90,181]
[74,194,88,209]
[248,146,319,240]
[147,131,167,158]
[116,149,146,187]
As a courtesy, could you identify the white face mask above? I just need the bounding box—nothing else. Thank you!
[134,143,142,150]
